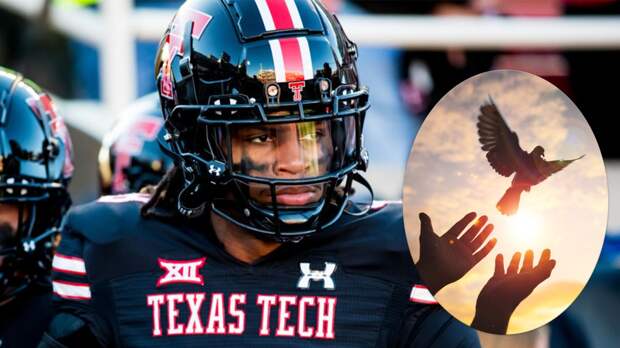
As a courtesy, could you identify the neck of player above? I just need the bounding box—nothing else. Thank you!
[210,211,281,264]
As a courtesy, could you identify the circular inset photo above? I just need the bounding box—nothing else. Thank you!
[403,70,607,335]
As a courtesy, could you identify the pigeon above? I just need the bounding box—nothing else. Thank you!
[476,98,584,215]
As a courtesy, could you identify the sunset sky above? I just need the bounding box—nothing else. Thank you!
[403,70,607,334]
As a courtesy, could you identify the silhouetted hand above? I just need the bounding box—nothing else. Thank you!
[471,249,556,334]
[416,212,497,295]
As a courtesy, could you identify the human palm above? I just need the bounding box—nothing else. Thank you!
[417,212,497,294]
[472,249,556,334]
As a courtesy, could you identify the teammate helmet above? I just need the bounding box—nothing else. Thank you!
[0,68,73,304]
[156,0,370,241]
[98,92,174,195]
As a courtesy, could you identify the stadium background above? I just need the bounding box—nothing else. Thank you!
[0,0,618,346]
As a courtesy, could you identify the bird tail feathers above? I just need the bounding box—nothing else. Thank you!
[497,187,523,215]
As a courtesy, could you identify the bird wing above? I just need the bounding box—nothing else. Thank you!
[534,155,585,181]
[477,98,527,177]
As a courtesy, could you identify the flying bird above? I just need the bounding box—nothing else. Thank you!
[476,98,584,215]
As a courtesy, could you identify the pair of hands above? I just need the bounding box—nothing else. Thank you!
[416,212,556,334]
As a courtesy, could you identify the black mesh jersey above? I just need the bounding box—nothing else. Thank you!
[50,193,478,347]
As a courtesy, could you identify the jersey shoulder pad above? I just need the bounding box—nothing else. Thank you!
[354,200,406,255]
[63,193,151,244]
[327,200,418,284]
[338,200,404,238]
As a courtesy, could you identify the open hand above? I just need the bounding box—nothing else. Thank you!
[472,249,556,334]
[416,212,497,294]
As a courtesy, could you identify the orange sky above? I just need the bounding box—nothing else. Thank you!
[403,70,607,334]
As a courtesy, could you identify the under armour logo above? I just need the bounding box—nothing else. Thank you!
[297,262,336,290]
[289,81,305,102]
[22,240,36,252]
[157,257,206,287]
[208,164,221,176]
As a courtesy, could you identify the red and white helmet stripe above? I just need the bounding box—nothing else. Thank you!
[256,0,314,83]
[255,0,304,31]
[268,37,313,83]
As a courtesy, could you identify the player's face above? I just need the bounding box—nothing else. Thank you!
[0,203,21,266]
[229,120,334,206]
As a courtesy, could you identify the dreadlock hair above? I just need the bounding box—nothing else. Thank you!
[140,165,185,219]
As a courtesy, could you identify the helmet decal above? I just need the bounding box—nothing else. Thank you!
[268,37,314,83]
[255,0,305,31]
[288,81,305,101]
[27,94,74,178]
[159,7,212,100]
[114,117,163,155]
[159,41,174,100]
[111,116,164,193]
[168,7,212,58]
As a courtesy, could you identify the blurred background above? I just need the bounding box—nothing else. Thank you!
[0,0,618,346]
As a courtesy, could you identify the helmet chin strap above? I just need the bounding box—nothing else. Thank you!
[177,166,207,218]
[343,172,374,217]
[158,131,206,217]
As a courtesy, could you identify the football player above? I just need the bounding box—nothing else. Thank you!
[0,68,73,347]
[98,92,173,195]
[41,1,481,347]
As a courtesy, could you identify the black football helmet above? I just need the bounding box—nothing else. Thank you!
[0,68,73,304]
[156,0,370,241]
[98,92,174,195]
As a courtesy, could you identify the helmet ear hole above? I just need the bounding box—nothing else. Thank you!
[343,173,374,217]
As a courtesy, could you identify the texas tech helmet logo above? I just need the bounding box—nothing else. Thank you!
[26,94,74,178]
[159,7,212,99]
[288,81,305,102]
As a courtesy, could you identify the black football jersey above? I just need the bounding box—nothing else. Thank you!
[0,286,53,348]
[50,193,477,347]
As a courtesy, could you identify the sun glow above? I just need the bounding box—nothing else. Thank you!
[509,211,543,245]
